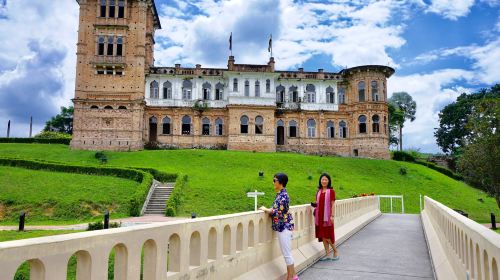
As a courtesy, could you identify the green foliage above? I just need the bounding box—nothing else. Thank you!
[388,103,404,147]
[399,167,407,175]
[414,160,463,181]
[34,131,72,139]
[0,137,71,144]
[95,151,108,164]
[44,106,74,134]
[392,151,416,162]
[389,92,417,150]
[165,174,188,216]
[87,221,120,231]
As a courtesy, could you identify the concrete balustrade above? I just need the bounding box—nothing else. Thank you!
[0,196,380,280]
[421,196,500,280]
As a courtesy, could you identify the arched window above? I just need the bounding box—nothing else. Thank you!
[109,0,116,17]
[90,105,99,109]
[99,0,106,17]
[150,81,159,99]
[358,115,367,133]
[327,121,334,138]
[307,119,316,138]
[202,117,211,135]
[276,85,285,103]
[118,0,125,18]
[163,81,172,99]
[215,82,224,100]
[372,115,380,133]
[118,105,127,110]
[149,116,157,124]
[215,118,223,136]
[289,120,297,138]
[107,36,114,55]
[266,79,271,93]
[255,81,260,97]
[289,86,298,103]
[306,84,316,103]
[98,36,105,55]
[371,81,379,101]
[182,115,191,135]
[358,81,365,102]
[104,105,113,110]
[116,37,123,56]
[162,117,171,135]
[339,121,347,138]
[240,115,249,134]
[255,116,263,135]
[384,115,387,134]
[182,80,192,100]
[326,86,335,104]
[202,82,211,100]
[233,78,238,92]
[244,80,250,96]
[338,86,346,104]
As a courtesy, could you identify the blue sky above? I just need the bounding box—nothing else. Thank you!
[0,0,499,153]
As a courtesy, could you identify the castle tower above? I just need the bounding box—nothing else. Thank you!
[71,0,160,151]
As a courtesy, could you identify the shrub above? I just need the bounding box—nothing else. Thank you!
[165,174,188,216]
[34,131,72,139]
[399,167,407,175]
[165,206,176,217]
[392,151,416,162]
[87,221,120,231]
[415,160,463,180]
[0,137,71,144]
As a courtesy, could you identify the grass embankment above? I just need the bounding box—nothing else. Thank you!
[0,144,497,223]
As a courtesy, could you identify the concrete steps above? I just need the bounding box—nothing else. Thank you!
[143,182,174,215]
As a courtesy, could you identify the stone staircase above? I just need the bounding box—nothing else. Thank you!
[143,182,174,215]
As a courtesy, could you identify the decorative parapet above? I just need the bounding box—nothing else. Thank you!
[0,196,380,280]
[421,196,500,280]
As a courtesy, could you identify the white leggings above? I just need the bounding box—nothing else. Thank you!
[278,229,294,265]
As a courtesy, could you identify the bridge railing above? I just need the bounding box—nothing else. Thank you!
[422,196,500,280]
[0,196,380,280]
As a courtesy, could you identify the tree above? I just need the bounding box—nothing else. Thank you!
[434,84,500,155]
[388,103,404,147]
[44,106,74,134]
[457,95,500,208]
[388,92,416,151]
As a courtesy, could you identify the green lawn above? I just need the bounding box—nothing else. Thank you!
[0,230,82,242]
[0,143,498,223]
[0,165,140,224]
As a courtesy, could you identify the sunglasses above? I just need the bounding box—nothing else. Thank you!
[273,178,278,183]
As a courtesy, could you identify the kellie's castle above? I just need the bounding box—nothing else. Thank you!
[71,0,395,159]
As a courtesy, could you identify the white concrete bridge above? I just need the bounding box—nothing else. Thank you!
[0,196,498,280]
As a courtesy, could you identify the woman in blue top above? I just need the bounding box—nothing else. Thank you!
[260,173,299,280]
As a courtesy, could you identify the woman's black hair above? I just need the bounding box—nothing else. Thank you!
[274,173,288,188]
[318,173,333,189]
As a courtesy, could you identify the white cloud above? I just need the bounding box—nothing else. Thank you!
[425,0,475,20]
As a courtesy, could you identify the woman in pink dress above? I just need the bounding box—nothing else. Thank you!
[312,173,339,261]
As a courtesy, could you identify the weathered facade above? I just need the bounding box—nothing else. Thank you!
[71,0,395,159]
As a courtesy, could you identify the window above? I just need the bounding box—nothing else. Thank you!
[289,120,297,138]
[255,116,263,135]
[276,85,285,103]
[150,81,159,99]
[215,82,224,100]
[371,81,379,101]
[244,80,250,96]
[163,81,172,99]
[98,36,105,55]
[202,82,211,100]
[182,80,192,100]
[202,117,211,135]
[215,118,223,136]
[306,84,316,103]
[116,37,123,56]
[118,105,127,109]
[384,116,387,134]
[326,86,335,104]
[358,81,365,102]
[107,36,114,56]
[240,115,249,134]
[255,81,260,97]
[100,0,106,17]
[266,79,271,93]
[104,105,113,110]
[289,86,298,102]
[105,66,113,75]
[358,115,367,133]
[338,86,346,104]
[339,121,347,138]
[307,119,316,138]
[372,115,380,133]
[182,115,191,135]
[90,105,99,109]
[327,121,334,138]
[233,78,238,92]
[118,0,125,18]
[162,117,171,135]
[109,0,115,17]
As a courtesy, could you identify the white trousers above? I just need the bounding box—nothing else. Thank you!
[278,229,294,265]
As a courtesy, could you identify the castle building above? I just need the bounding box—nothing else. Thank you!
[71,0,395,159]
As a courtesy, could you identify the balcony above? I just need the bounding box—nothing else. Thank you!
[145,99,227,108]
[92,56,126,67]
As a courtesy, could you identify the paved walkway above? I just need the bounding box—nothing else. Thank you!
[300,214,434,280]
[0,215,188,231]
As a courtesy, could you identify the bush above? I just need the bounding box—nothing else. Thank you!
[392,151,416,162]
[165,174,188,216]
[399,167,407,175]
[0,137,71,145]
[165,206,176,217]
[415,160,463,180]
[34,131,72,139]
[87,221,120,231]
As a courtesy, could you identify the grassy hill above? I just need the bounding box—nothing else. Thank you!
[0,143,498,223]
